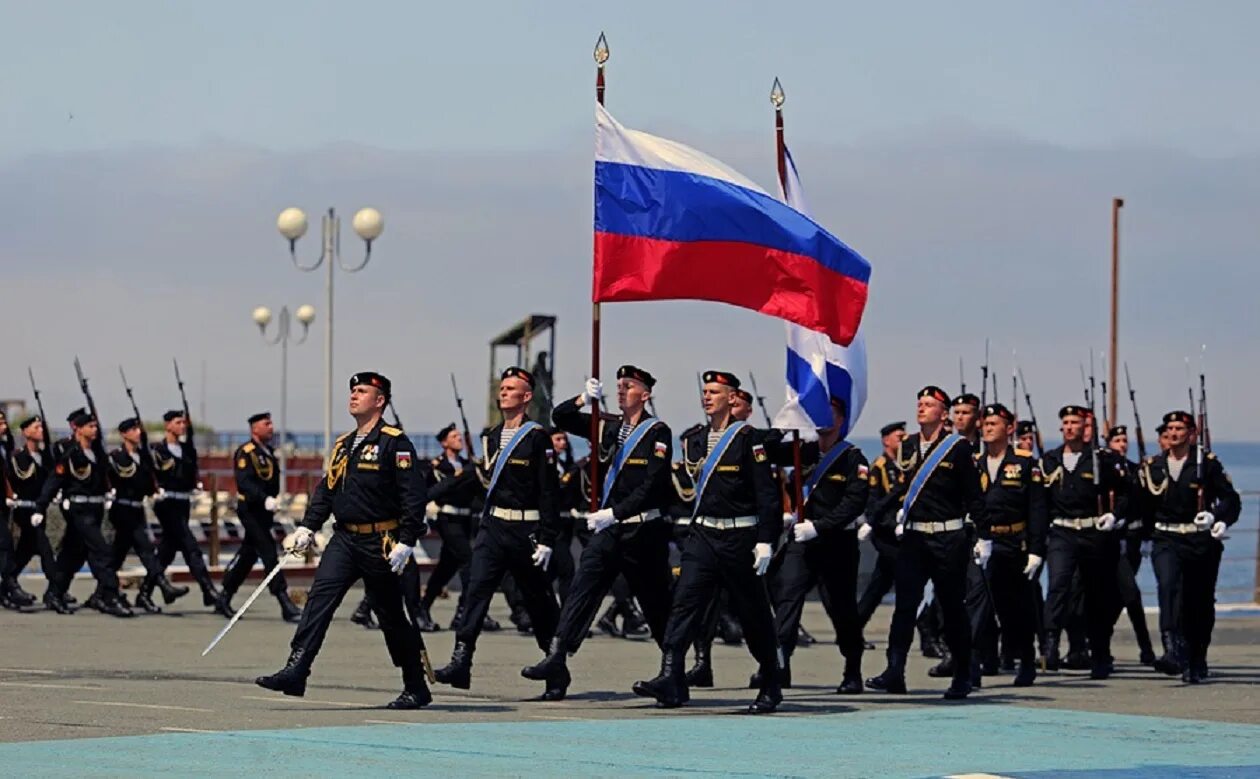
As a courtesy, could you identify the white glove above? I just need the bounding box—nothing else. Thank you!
[264,496,279,512]
[1140,539,1153,557]
[1193,511,1215,530]
[894,508,906,538]
[973,539,993,569]
[4,498,14,508]
[195,481,205,495]
[586,508,616,534]
[581,378,604,405]
[782,511,797,530]
[61,499,70,511]
[425,501,440,520]
[793,520,818,543]
[288,527,314,552]
[387,543,413,574]
[1023,553,1043,580]
[1096,513,1117,532]
[752,542,773,575]
[156,488,167,501]
[31,513,44,528]
[532,544,553,570]
[857,522,872,542]
[1211,521,1227,540]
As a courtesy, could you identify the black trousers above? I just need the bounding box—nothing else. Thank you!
[56,505,119,597]
[0,509,13,581]
[857,531,898,628]
[455,517,559,652]
[290,529,422,672]
[549,524,576,604]
[1114,536,1151,637]
[1152,533,1222,660]
[422,513,474,607]
[222,502,287,597]
[770,529,863,661]
[554,520,673,653]
[107,505,164,579]
[887,528,971,674]
[965,556,999,662]
[661,526,777,673]
[6,508,62,589]
[1045,527,1119,657]
[155,499,211,581]
[975,539,1037,661]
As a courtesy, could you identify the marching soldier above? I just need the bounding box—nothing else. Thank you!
[521,365,675,700]
[1016,421,1039,455]
[222,413,302,622]
[0,413,18,609]
[1137,411,1240,683]
[108,417,187,613]
[152,409,223,610]
[1106,425,1156,665]
[433,367,563,692]
[256,372,432,709]
[1040,405,1130,678]
[973,404,1048,686]
[632,371,781,714]
[34,410,133,617]
[414,424,478,631]
[857,422,906,636]
[866,386,985,700]
[4,416,68,612]
[762,395,870,693]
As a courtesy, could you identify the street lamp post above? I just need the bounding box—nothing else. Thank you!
[276,206,384,458]
[252,304,316,501]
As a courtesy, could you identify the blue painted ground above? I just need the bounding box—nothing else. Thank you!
[2,706,1258,778]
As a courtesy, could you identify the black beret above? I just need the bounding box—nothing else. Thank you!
[1059,405,1088,419]
[702,371,740,388]
[163,409,185,422]
[436,423,458,443]
[500,366,535,389]
[953,393,981,408]
[733,388,753,403]
[248,412,271,425]
[880,421,906,437]
[66,407,87,425]
[70,410,95,427]
[19,415,40,431]
[1156,423,1168,434]
[918,386,950,405]
[350,371,392,398]
[616,364,656,388]
[1107,425,1128,441]
[1162,411,1195,429]
[1016,420,1037,436]
[117,417,142,433]
[982,403,1014,424]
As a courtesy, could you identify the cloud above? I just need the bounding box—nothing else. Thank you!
[2,126,1256,440]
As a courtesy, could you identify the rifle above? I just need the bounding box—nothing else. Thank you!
[1011,353,1019,423]
[991,372,999,405]
[1199,346,1211,453]
[980,339,990,407]
[387,400,404,430]
[748,371,773,427]
[27,368,51,454]
[959,357,966,395]
[1087,351,1107,515]
[73,357,103,444]
[1123,362,1147,460]
[1196,351,1209,512]
[1017,366,1045,458]
[120,366,160,489]
[695,372,706,422]
[173,358,194,446]
[449,373,476,460]
[647,396,658,417]
[1100,379,1110,435]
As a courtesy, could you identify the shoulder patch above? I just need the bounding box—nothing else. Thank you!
[1206,452,1217,461]
[1015,448,1033,457]
[381,426,402,437]
[242,442,255,453]
[680,423,704,439]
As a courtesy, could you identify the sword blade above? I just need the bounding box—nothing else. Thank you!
[201,552,299,657]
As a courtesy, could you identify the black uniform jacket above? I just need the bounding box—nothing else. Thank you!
[894,432,988,536]
[235,438,280,505]
[681,422,780,545]
[978,446,1049,556]
[799,442,869,534]
[472,419,562,547]
[1137,449,1240,529]
[1040,444,1131,521]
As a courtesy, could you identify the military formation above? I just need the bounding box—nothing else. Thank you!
[0,360,1243,712]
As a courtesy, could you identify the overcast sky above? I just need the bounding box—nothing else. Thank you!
[2,2,1257,440]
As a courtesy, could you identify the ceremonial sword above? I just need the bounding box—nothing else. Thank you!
[202,550,301,657]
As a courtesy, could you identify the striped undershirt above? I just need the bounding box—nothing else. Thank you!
[618,422,633,445]
[707,429,722,454]
[500,426,516,452]
[352,433,367,452]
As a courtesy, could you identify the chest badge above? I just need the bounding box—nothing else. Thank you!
[360,444,379,463]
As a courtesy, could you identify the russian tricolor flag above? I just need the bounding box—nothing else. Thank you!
[593,104,871,347]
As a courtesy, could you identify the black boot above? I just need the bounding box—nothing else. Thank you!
[1153,631,1184,676]
[510,605,533,635]
[716,610,744,646]
[134,589,163,614]
[155,575,189,605]
[749,656,791,689]
[1182,643,1207,684]
[968,656,983,689]
[413,600,440,632]
[521,638,572,701]
[943,673,973,700]
[199,577,222,608]
[434,641,474,689]
[797,624,817,647]
[632,652,687,708]
[1044,632,1062,672]
[746,668,782,715]
[84,593,105,613]
[837,651,864,694]
[1014,651,1037,687]
[1089,644,1114,680]
[351,598,378,629]
[255,648,311,697]
[685,642,714,688]
[388,664,433,709]
[447,602,465,632]
[4,578,36,607]
[99,594,135,619]
[44,590,74,615]
[277,591,302,623]
[1132,609,1156,665]
[482,614,502,632]
[621,600,651,640]
[596,603,623,637]
[214,588,236,618]
[927,651,955,678]
[865,649,908,694]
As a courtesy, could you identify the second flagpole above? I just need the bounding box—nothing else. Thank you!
[589,33,609,511]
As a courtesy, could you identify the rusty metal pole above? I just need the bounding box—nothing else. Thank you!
[208,473,221,567]
[1109,197,1123,426]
